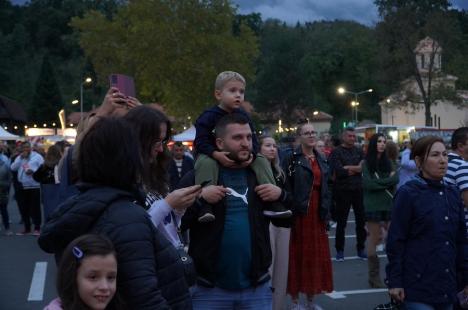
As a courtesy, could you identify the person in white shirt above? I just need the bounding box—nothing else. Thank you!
[11,142,44,235]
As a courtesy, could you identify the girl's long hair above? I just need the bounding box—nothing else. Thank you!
[259,135,285,181]
[365,133,392,175]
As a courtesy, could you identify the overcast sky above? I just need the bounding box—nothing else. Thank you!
[231,0,468,26]
[9,0,468,26]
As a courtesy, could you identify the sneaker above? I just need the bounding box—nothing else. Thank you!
[335,251,345,262]
[376,243,385,252]
[357,249,368,260]
[16,230,31,236]
[197,203,215,223]
[263,202,292,218]
[198,212,215,223]
[32,229,41,236]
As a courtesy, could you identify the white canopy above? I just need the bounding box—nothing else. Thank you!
[0,127,19,140]
[172,125,196,142]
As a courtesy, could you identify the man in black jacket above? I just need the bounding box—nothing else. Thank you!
[169,142,194,191]
[182,114,283,309]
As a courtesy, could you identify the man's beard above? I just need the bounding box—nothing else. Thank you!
[226,149,251,164]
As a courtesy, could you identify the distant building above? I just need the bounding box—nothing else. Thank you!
[379,37,468,129]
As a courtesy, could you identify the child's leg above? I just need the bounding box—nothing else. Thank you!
[194,154,219,186]
[250,154,275,184]
[194,154,218,222]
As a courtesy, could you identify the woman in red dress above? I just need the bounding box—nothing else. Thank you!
[282,123,333,309]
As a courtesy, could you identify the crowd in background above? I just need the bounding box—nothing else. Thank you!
[0,71,467,310]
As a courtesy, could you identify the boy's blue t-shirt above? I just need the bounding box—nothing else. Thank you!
[215,167,252,290]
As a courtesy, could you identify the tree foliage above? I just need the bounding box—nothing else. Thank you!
[374,0,467,126]
[30,55,63,123]
[71,0,259,118]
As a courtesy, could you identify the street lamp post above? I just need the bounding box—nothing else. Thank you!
[337,87,373,125]
[80,77,92,124]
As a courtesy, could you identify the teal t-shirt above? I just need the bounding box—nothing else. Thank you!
[215,168,252,290]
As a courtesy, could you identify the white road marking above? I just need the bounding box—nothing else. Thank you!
[326,288,388,299]
[329,234,356,239]
[28,262,47,301]
[332,254,387,262]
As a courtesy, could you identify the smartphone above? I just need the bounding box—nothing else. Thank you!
[200,180,211,187]
[109,74,136,98]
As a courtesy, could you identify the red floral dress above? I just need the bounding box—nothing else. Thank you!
[287,158,333,299]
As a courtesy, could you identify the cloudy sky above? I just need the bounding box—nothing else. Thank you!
[10,0,468,26]
[231,0,468,26]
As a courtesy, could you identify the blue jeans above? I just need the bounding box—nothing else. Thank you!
[192,282,272,310]
[404,301,453,310]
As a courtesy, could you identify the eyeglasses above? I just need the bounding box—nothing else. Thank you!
[301,131,317,137]
[153,139,168,148]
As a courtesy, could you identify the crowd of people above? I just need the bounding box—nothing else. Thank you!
[0,71,467,310]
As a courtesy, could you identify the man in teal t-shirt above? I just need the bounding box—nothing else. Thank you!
[187,113,284,309]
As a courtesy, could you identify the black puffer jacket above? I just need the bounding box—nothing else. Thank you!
[38,185,191,310]
[281,146,331,220]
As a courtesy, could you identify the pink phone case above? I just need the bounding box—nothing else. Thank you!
[109,74,136,98]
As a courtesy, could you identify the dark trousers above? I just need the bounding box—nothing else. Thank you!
[0,201,9,230]
[17,188,41,231]
[334,188,366,252]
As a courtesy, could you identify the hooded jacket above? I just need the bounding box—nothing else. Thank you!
[386,175,468,304]
[38,185,191,310]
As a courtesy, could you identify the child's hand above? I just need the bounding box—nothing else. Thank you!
[213,151,236,168]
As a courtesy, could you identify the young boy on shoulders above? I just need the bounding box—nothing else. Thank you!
[194,71,291,222]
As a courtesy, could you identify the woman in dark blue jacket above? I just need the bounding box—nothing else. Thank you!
[386,136,468,310]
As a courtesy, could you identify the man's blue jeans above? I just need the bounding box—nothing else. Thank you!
[192,282,272,310]
[404,301,453,310]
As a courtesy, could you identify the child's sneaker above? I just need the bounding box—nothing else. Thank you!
[263,202,292,218]
[198,204,215,223]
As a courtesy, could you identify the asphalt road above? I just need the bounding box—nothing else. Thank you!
[0,197,390,310]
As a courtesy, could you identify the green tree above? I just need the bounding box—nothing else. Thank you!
[71,0,259,118]
[30,55,63,123]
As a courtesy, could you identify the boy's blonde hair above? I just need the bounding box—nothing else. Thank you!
[215,71,246,90]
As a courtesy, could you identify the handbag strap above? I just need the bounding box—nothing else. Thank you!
[170,211,186,246]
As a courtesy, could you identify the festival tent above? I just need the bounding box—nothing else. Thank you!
[172,125,196,142]
[0,127,19,140]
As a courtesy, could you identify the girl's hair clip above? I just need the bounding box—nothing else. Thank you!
[72,246,84,259]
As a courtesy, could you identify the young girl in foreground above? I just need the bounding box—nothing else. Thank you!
[44,234,124,310]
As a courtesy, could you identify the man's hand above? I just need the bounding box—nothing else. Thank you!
[201,185,229,204]
[165,185,202,212]
[213,151,236,168]
[255,184,282,202]
[388,288,405,303]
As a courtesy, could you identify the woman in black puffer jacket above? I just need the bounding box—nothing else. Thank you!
[38,118,192,309]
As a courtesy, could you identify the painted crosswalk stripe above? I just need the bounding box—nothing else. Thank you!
[28,262,47,301]
[332,254,387,262]
[326,288,388,299]
[328,234,356,239]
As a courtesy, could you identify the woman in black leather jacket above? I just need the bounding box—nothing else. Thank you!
[281,123,333,309]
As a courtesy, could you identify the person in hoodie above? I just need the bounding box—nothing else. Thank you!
[38,118,192,310]
[386,135,468,310]
[11,141,44,235]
